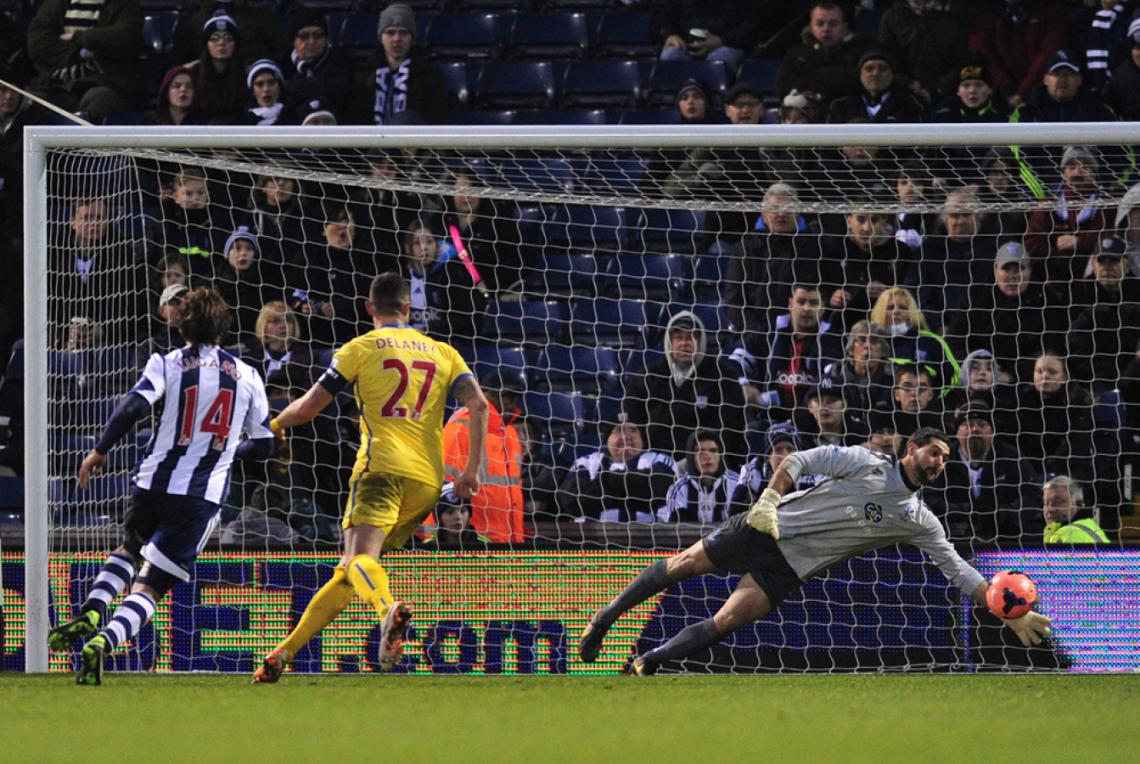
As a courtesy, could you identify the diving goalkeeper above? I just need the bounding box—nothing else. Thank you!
[579,427,1052,674]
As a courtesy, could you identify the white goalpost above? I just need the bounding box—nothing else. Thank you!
[21,123,1140,675]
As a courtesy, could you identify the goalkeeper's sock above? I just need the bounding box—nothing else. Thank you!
[100,592,157,652]
[641,618,722,666]
[83,551,136,623]
[346,554,397,619]
[593,559,670,628]
[279,565,354,658]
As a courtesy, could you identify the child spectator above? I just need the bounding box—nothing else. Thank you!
[399,217,485,349]
[243,59,295,126]
[147,66,204,126]
[658,430,740,523]
[1017,352,1095,484]
[148,167,219,280]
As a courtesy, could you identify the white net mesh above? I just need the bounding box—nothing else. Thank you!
[29,126,1139,674]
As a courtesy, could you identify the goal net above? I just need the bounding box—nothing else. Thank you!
[19,124,1140,675]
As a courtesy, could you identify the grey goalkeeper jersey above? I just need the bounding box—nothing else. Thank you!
[774,445,985,595]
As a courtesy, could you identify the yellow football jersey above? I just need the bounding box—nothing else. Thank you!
[326,323,473,486]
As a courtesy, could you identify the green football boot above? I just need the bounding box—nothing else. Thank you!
[47,610,100,653]
[76,635,107,686]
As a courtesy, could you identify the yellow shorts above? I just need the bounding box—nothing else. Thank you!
[343,472,440,552]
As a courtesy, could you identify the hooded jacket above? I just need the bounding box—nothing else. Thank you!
[623,310,748,467]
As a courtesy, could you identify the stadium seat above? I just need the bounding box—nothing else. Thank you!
[474,61,557,109]
[587,155,648,194]
[135,0,183,10]
[736,58,782,101]
[683,301,730,340]
[525,251,600,297]
[618,109,677,125]
[645,60,730,108]
[455,109,519,124]
[438,61,471,111]
[0,474,23,510]
[471,344,530,386]
[506,12,590,59]
[140,12,178,61]
[560,59,642,110]
[423,13,507,60]
[328,13,382,56]
[513,109,608,124]
[637,207,708,255]
[496,156,575,194]
[452,0,530,10]
[545,204,627,251]
[601,252,687,300]
[594,11,657,58]
[524,390,590,437]
[387,0,448,9]
[534,345,620,394]
[691,247,732,301]
[570,298,656,348]
[481,300,570,345]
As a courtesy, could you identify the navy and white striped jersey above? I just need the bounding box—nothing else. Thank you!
[131,345,272,504]
[658,470,740,524]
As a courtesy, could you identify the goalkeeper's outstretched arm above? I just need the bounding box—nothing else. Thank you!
[968,581,1053,647]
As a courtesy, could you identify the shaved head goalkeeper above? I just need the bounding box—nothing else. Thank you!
[579,428,1052,674]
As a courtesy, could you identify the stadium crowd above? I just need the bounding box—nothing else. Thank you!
[0,0,1137,553]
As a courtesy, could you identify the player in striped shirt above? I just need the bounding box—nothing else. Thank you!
[579,427,1053,674]
[47,288,276,685]
[252,272,487,682]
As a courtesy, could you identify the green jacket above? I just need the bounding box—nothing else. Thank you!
[1043,518,1109,544]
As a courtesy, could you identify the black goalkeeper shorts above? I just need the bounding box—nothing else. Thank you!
[702,513,804,607]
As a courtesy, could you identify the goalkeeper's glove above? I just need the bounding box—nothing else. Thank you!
[746,488,781,538]
[1002,611,1052,647]
[269,417,286,444]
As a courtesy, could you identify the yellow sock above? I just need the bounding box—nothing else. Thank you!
[279,565,354,658]
[346,554,396,619]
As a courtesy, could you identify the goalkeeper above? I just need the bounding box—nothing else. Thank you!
[579,428,1052,674]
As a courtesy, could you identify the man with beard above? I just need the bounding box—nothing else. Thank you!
[578,427,1052,674]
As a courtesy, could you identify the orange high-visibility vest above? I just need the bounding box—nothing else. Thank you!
[442,400,526,543]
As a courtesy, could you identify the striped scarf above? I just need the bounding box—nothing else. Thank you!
[373,59,410,125]
[63,0,104,34]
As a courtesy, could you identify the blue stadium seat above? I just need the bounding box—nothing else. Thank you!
[135,0,184,10]
[496,156,575,194]
[140,12,178,61]
[513,109,608,124]
[471,344,530,385]
[481,300,570,345]
[0,474,23,510]
[618,109,677,125]
[691,248,731,300]
[474,61,556,109]
[684,301,729,335]
[524,390,590,437]
[49,473,132,520]
[646,60,730,107]
[423,13,508,60]
[455,109,519,124]
[453,0,530,10]
[588,155,648,194]
[525,251,600,296]
[329,13,382,55]
[594,11,657,58]
[601,252,687,300]
[545,204,627,251]
[736,59,782,100]
[438,61,471,111]
[571,298,656,348]
[560,59,642,109]
[388,0,449,9]
[506,12,590,59]
[292,0,357,10]
[638,207,707,255]
[534,345,620,394]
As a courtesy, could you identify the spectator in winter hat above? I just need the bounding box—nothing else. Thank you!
[281,10,354,121]
[353,3,450,125]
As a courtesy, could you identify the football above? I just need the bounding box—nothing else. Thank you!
[986,571,1038,620]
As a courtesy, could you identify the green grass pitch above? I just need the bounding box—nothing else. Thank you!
[3,674,1137,762]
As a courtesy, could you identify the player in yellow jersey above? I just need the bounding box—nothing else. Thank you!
[252,272,487,682]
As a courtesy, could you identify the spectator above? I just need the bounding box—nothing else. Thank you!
[729,424,823,516]
[816,122,896,203]
[443,370,525,543]
[173,0,288,66]
[1024,145,1113,286]
[798,383,865,448]
[242,300,317,383]
[822,319,894,417]
[246,174,317,263]
[1067,236,1140,389]
[878,0,969,102]
[187,12,247,124]
[943,348,1019,433]
[353,149,443,258]
[889,364,943,437]
[765,91,827,193]
[1016,351,1095,484]
[439,163,524,294]
[1013,50,1118,123]
[287,200,381,346]
[650,0,760,72]
[870,286,959,393]
[827,49,928,124]
[1114,180,1140,273]
[777,88,824,125]
[933,59,1009,123]
[242,59,295,126]
[926,400,1042,546]
[148,166,219,280]
[821,202,917,331]
[1085,1,1137,95]
[1042,475,1110,544]
[152,251,190,292]
[147,66,205,126]
[353,3,449,126]
[142,283,187,359]
[967,0,1069,107]
[422,489,491,549]
[864,405,903,457]
[725,183,816,335]
[944,241,1050,385]
[775,1,873,107]
[1107,25,1140,119]
[279,10,354,123]
[0,72,58,236]
[653,79,719,199]
[977,147,1034,235]
[702,81,768,240]
[625,310,748,467]
[732,282,844,426]
[911,186,1001,331]
[297,96,337,127]
[399,216,486,348]
[723,81,763,125]
[893,162,940,250]
[213,225,284,347]
[27,0,142,123]
[658,430,740,523]
[555,420,677,523]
